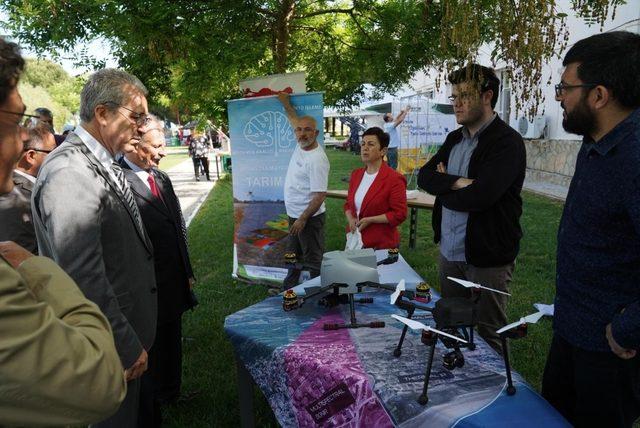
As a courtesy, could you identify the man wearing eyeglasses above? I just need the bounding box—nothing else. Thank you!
[32,68,157,427]
[277,93,330,289]
[418,64,526,354]
[0,123,55,253]
[541,31,640,428]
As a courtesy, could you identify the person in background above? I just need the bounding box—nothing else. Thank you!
[344,126,407,249]
[0,122,56,253]
[382,106,410,170]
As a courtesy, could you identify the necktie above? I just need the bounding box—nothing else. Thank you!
[147,173,163,201]
[111,162,144,233]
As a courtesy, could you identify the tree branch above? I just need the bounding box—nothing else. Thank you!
[294,7,355,20]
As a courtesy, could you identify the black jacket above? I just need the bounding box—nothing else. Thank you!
[120,159,197,324]
[418,116,526,267]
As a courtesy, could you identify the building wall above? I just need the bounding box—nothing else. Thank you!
[525,139,581,189]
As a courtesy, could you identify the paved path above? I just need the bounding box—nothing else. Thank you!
[164,154,224,226]
[523,179,568,201]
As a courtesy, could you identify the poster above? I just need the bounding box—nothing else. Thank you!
[394,100,458,175]
[228,92,324,283]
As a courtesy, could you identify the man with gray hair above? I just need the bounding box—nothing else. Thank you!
[32,68,157,427]
[277,93,329,289]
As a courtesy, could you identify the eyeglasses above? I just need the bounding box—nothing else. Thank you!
[448,92,477,103]
[554,83,597,97]
[28,148,54,154]
[0,109,40,120]
[295,127,315,132]
[104,102,150,126]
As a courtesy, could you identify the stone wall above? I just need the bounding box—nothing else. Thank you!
[524,139,581,191]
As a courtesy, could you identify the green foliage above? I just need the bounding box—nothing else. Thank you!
[19,59,85,129]
[1,0,621,123]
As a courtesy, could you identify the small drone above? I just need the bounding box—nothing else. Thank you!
[282,248,401,330]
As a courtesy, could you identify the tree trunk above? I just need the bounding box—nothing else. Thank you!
[273,0,296,73]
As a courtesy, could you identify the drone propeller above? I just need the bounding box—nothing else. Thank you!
[391,314,467,343]
[496,310,546,334]
[447,276,511,296]
[390,279,406,305]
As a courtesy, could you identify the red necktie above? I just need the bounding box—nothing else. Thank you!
[147,173,163,202]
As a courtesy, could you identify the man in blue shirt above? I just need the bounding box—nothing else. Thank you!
[542,31,640,428]
[382,106,409,170]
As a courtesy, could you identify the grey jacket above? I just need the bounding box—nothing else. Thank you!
[32,132,157,368]
[0,172,37,253]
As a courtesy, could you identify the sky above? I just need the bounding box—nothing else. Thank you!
[0,11,117,75]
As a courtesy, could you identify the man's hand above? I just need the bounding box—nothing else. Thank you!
[188,277,196,289]
[0,241,34,268]
[124,349,149,381]
[437,162,447,174]
[277,92,290,106]
[606,323,637,359]
[452,177,474,190]
[289,217,307,236]
[357,217,374,231]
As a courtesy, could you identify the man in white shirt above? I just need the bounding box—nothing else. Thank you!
[382,107,410,170]
[0,123,55,253]
[278,93,330,288]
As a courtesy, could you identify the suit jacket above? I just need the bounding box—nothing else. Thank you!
[32,132,157,368]
[344,162,407,249]
[120,159,197,325]
[0,172,37,253]
[0,255,125,426]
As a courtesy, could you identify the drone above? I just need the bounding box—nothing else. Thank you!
[282,248,402,330]
[495,309,547,395]
[389,276,550,405]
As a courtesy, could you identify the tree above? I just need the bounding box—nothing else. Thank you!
[1,0,622,122]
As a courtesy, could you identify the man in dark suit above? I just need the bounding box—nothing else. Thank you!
[121,116,197,426]
[0,123,56,253]
[32,69,157,428]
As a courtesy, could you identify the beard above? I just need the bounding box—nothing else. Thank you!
[457,103,484,128]
[562,95,596,137]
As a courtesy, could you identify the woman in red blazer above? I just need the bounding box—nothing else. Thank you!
[344,127,407,249]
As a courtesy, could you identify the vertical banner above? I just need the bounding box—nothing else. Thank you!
[228,93,324,283]
[395,100,458,175]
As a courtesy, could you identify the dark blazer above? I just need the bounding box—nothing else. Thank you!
[32,132,157,368]
[0,172,37,253]
[344,162,407,249]
[418,116,526,267]
[120,159,196,325]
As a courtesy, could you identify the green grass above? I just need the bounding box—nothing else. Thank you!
[164,149,566,427]
[160,152,190,171]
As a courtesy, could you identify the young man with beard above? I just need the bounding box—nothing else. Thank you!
[278,93,330,289]
[418,64,526,354]
[541,31,640,428]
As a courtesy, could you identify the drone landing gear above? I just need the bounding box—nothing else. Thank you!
[393,306,416,357]
[323,294,385,330]
[418,331,438,405]
[500,332,518,396]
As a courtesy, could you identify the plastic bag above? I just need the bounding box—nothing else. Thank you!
[345,229,364,250]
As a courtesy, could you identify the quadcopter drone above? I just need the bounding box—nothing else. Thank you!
[389,277,548,404]
[281,248,402,330]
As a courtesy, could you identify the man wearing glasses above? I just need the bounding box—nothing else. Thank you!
[541,31,640,427]
[32,68,157,427]
[0,123,56,253]
[418,64,526,353]
[277,93,330,289]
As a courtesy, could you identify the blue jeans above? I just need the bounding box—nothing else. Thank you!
[387,147,398,169]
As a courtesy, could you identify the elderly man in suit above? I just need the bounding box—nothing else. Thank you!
[32,68,157,427]
[0,123,56,253]
[0,36,126,426]
[121,116,197,426]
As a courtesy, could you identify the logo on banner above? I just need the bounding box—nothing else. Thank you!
[243,111,295,156]
[306,382,356,423]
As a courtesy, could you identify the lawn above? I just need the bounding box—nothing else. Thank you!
[164,148,565,427]
[159,149,190,171]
